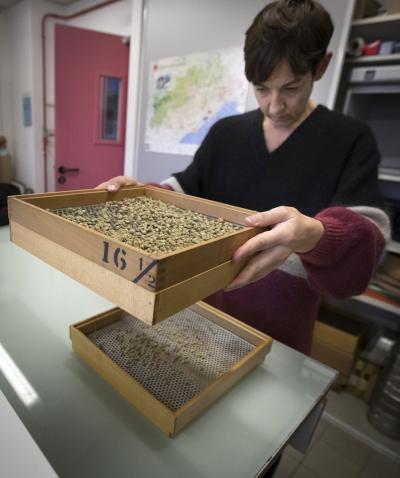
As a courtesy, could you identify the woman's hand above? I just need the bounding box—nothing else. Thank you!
[95,175,140,191]
[226,206,324,291]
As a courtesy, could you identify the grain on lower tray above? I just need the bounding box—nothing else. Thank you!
[88,310,254,411]
[52,196,242,254]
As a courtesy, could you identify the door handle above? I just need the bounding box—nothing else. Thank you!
[58,166,80,174]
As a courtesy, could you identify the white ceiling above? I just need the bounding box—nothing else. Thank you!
[0,0,79,11]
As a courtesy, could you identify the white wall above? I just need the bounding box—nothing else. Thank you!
[311,0,355,109]
[31,0,66,193]
[0,0,65,191]
[0,0,134,192]
[65,0,132,35]
[0,13,13,152]
[0,1,37,188]
[124,0,143,179]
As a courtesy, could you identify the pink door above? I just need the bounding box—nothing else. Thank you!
[55,24,129,190]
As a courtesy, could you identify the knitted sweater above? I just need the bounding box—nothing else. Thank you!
[161,106,390,355]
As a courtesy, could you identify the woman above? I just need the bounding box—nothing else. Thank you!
[97,0,390,356]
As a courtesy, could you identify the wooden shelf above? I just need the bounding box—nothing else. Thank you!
[352,12,400,27]
[346,53,400,64]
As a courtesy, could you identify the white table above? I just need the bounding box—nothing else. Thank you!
[0,389,57,478]
[0,225,336,477]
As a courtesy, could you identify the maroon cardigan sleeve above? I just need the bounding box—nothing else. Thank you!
[299,207,386,299]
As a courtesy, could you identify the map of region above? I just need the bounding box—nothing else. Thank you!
[145,47,249,156]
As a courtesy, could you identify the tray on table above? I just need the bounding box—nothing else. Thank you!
[70,301,272,437]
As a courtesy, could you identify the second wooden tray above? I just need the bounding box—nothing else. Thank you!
[70,302,272,437]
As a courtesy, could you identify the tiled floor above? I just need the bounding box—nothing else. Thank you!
[274,390,400,478]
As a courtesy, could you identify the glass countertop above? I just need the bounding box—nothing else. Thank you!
[0,225,336,478]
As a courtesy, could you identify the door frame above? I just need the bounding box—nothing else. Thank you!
[123,0,144,180]
[39,0,144,192]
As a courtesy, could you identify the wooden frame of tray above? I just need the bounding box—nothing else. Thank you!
[70,301,272,437]
[9,186,261,324]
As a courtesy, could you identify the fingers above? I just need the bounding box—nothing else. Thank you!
[226,246,290,291]
[95,176,138,191]
[95,181,110,189]
[233,227,284,262]
[233,206,293,260]
[245,206,294,227]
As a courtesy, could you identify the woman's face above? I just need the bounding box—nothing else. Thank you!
[253,59,314,129]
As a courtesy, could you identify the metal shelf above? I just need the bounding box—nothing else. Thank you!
[352,293,400,315]
[351,13,400,41]
[346,53,400,65]
[379,173,400,183]
[333,12,400,332]
[352,12,400,27]
[324,295,400,333]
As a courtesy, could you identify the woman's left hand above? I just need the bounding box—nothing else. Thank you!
[226,206,324,291]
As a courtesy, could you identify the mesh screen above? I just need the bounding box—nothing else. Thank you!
[87,308,254,411]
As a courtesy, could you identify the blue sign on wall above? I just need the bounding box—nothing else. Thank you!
[23,95,32,127]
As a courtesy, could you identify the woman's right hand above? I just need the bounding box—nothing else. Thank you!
[95,175,140,192]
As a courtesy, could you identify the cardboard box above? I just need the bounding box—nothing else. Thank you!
[311,307,368,376]
[311,321,357,375]
[388,0,400,14]
[353,0,382,19]
[346,359,379,401]
[0,152,13,182]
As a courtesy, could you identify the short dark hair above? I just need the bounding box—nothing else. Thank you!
[244,0,334,84]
